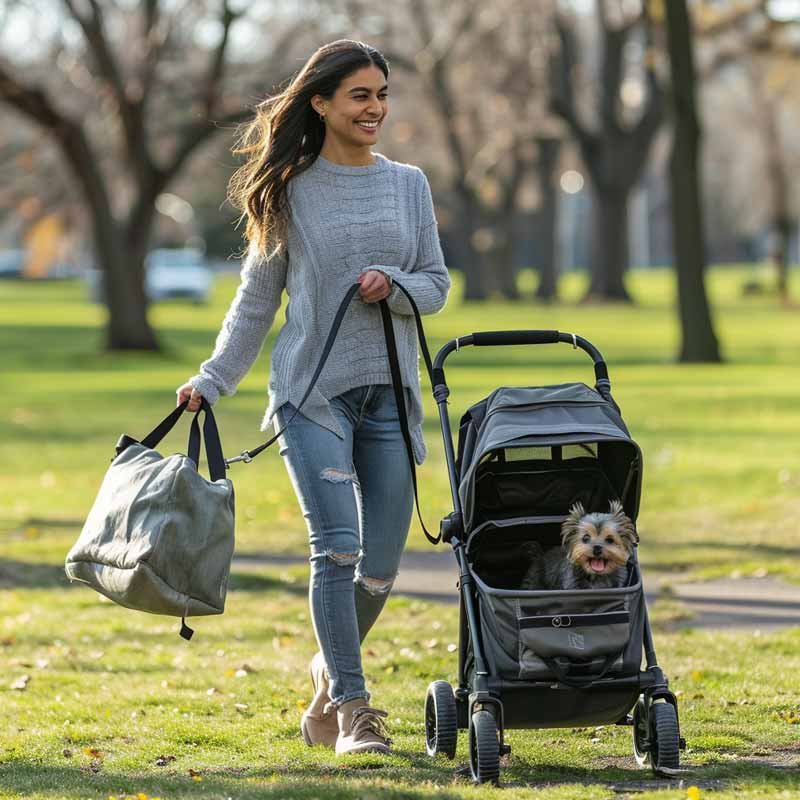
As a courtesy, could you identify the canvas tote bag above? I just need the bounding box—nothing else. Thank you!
[65,399,234,640]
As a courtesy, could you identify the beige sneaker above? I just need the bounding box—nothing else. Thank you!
[335,699,392,755]
[300,652,339,747]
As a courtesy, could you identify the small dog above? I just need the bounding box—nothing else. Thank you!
[520,500,638,590]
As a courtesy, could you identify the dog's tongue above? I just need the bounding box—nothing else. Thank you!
[590,558,606,573]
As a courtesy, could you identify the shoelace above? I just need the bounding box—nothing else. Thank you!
[350,706,392,745]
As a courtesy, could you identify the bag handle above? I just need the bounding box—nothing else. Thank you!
[187,398,227,482]
[117,398,227,482]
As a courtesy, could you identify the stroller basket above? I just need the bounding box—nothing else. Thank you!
[471,562,645,685]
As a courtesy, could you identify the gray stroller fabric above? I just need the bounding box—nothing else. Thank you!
[473,571,644,683]
[457,382,642,531]
[454,382,646,687]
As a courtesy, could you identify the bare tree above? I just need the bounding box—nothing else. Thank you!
[552,0,664,301]
[695,1,799,304]
[367,0,555,300]
[0,1,307,350]
[663,0,722,362]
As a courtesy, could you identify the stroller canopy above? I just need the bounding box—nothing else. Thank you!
[456,383,642,532]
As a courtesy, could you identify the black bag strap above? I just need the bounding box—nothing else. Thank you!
[540,652,621,688]
[139,400,190,450]
[227,279,439,544]
[188,398,227,481]
[224,282,363,466]
[117,398,227,483]
[378,293,439,544]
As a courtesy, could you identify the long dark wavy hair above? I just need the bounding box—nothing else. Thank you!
[227,39,389,259]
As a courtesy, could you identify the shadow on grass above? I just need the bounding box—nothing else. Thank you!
[0,752,797,798]
[0,555,306,598]
[0,559,71,589]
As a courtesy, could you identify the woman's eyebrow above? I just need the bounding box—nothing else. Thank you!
[347,85,389,93]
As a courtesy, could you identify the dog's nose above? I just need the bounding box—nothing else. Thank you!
[593,545,603,557]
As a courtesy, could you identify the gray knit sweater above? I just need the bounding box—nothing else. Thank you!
[188,152,451,465]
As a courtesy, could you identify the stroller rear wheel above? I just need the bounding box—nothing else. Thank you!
[424,680,458,759]
[469,709,500,785]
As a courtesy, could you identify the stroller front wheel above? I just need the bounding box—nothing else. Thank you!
[469,709,500,785]
[424,680,458,759]
[632,695,681,772]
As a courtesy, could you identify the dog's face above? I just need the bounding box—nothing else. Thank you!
[561,500,638,579]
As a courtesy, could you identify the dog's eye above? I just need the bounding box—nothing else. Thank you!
[605,536,614,544]
[582,534,590,543]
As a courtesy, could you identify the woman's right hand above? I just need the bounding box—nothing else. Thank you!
[176,382,203,412]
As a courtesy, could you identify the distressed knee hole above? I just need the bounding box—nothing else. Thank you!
[356,574,394,596]
[320,467,358,484]
[326,549,361,567]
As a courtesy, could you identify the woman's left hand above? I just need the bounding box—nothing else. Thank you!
[358,270,392,303]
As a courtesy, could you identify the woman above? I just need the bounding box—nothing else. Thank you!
[176,39,450,756]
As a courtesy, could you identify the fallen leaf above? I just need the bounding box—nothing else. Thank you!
[447,643,457,653]
[84,747,104,760]
[234,703,249,712]
[62,749,72,758]
[11,674,29,691]
[155,754,176,766]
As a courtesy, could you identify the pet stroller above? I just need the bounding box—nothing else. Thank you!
[422,329,683,784]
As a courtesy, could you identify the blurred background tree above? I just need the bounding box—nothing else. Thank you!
[0,0,310,350]
[1,0,798,359]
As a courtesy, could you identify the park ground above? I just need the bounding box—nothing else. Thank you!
[1,267,799,799]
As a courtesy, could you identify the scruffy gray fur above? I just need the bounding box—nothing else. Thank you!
[520,500,638,590]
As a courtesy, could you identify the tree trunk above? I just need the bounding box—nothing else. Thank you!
[106,252,158,351]
[454,183,489,301]
[535,136,560,301]
[56,117,160,351]
[763,99,792,304]
[665,0,722,363]
[490,217,520,300]
[587,187,631,301]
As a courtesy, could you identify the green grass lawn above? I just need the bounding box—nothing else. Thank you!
[2,267,799,578]
[2,574,799,800]
[1,267,799,798]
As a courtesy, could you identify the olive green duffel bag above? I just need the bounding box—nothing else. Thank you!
[65,399,234,640]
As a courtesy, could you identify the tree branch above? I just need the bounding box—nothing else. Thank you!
[61,0,151,169]
[550,15,596,151]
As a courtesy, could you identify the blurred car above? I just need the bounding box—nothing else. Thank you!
[0,249,25,279]
[144,248,213,303]
[86,247,213,304]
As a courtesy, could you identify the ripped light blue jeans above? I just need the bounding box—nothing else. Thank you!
[274,384,414,707]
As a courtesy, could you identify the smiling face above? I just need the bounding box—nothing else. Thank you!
[561,501,637,578]
[311,64,388,151]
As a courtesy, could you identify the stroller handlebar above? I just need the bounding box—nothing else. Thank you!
[432,330,612,397]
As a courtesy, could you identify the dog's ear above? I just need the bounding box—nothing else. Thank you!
[561,501,586,546]
[609,500,639,545]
